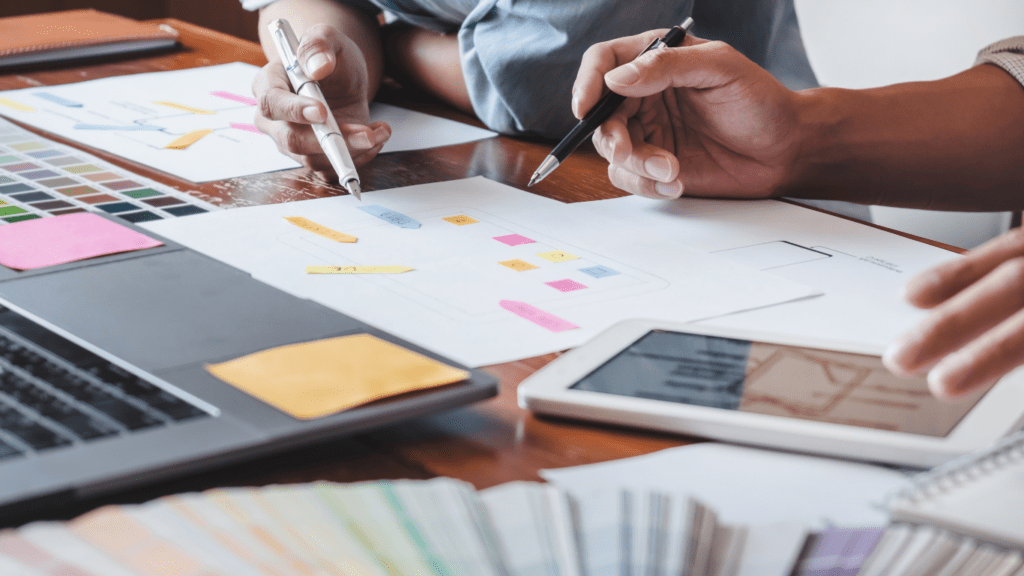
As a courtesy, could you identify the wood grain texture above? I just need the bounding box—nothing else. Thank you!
[0,20,959,525]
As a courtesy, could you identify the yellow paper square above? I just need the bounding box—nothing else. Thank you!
[499,258,538,272]
[537,250,579,263]
[204,334,469,420]
[443,215,478,226]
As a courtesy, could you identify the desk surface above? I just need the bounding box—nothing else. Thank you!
[0,19,960,519]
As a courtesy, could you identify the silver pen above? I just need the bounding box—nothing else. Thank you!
[268,18,362,200]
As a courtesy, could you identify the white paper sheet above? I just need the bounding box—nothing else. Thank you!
[0,63,496,182]
[540,443,911,528]
[141,176,818,367]
[580,196,959,347]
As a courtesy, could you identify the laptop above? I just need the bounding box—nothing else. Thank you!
[0,214,498,515]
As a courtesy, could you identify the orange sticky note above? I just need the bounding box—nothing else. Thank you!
[152,100,215,115]
[499,259,538,272]
[204,334,470,419]
[443,215,478,225]
[285,216,357,243]
[164,129,213,150]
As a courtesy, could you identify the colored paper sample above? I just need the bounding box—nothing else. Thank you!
[164,130,213,150]
[499,300,579,332]
[306,266,413,274]
[493,234,535,246]
[9,142,46,152]
[579,265,620,278]
[33,92,83,107]
[545,279,587,292]
[0,98,33,112]
[443,214,478,226]
[358,205,421,229]
[210,91,258,106]
[499,259,538,272]
[152,100,215,115]
[0,212,162,270]
[284,216,356,243]
[537,250,579,263]
[204,333,470,419]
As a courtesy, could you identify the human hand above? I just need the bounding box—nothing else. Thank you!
[572,31,804,200]
[884,229,1024,400]
[252,24,391,180]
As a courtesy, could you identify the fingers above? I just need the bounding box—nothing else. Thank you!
[573,30,666,119]
[903,228,1024,309]
[253,60,327,125]
[926,308,1024,399]
[604,38,751,99]
[594,114,683,199]
[295,24,345,80]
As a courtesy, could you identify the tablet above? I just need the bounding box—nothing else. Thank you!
[518,320,1024,467]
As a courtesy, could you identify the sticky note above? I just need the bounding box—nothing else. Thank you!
[443,214,478,225]
[306,265,413,274]
[0,98,34,112]
[499,300,579,332]
[494,234,535,246]
[164,130,213,150]
[74,123,165,131]
[229,122,262,134]
[358,205,421,229]
[537,250,579,263]
[580,265,620,278]
[204,334,470,419]
[33,92,83,107]
[210,91,259,106]
[545,279,587,292]
[285,216,357,243]
[0,212,162,270]
[152,101,215,115]
[499,259,538,272]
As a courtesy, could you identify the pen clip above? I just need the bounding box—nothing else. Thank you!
[269,19,302,73]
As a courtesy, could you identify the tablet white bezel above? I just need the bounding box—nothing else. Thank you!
[518,319,1024,468]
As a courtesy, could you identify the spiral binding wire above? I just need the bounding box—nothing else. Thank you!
[887,429,1024,508]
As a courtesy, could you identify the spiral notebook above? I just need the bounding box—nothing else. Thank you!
[858,430,1024,575]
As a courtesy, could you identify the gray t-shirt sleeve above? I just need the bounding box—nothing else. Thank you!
[976,36,1024,88]
[457,0,695,139]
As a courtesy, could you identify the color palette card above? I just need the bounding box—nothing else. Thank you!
[1,479,816,576]
[0,117,217,226]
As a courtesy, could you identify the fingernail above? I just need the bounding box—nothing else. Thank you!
[571,94,581,117]
[600,134,614,157]
[305,53,330,76]
[927,354,969,399]
[373,126,390,142]
[655,180,682,199]
[882,334,919,375]
[645,156,673,181]
[302,106,324,123]
[606,63,640,86]
[349,132,372,149]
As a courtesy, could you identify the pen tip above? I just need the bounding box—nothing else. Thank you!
[527,174,540,187]
[345,180,362,201]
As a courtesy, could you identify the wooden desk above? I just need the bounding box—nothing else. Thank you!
[0,19,961,523]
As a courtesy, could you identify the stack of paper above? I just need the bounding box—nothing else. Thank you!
[1,478,814,576]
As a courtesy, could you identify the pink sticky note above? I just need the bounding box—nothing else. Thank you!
[0,213,163,270]
[210,91,258,106]
[494,234,535,246]
[229,122,262,134]
[545,279,587,292]
[500,300,579,332]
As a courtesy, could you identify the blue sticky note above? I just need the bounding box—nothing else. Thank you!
[73,123,165,131]
[34,92,83,108]
[358,205,421,229]
[579,265,620,278]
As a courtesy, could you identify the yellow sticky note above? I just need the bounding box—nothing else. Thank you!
[165,129,213,150]
[152,100,216,115]
[204,334,470,419]
[285,216,357,243]
[0,98,34,112]
[443,215,478,226]
[537,250,579,263]
[499,259,538,272]
[306,265,413,274]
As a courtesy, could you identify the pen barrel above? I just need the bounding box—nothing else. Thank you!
[298,83,359,184]
[551,90,628,162]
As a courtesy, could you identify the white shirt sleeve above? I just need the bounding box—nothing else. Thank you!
[240,0,279,11]
[976,36,1024,88]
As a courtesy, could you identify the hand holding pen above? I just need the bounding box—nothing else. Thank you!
[253,20,391,196]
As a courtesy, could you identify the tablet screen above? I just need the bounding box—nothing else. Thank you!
[570,330,988,437]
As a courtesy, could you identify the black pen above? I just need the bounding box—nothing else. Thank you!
[529,17,694,186]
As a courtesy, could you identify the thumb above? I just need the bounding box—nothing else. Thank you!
[296,24,342,80]
[604,40,751,98]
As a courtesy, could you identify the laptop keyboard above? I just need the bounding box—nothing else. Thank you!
[0,305,208,459]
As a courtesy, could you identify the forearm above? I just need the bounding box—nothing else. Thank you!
[788,64,1024,211]
[257,0,384,100]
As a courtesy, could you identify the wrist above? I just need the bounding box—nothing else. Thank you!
[780,87,853,199]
